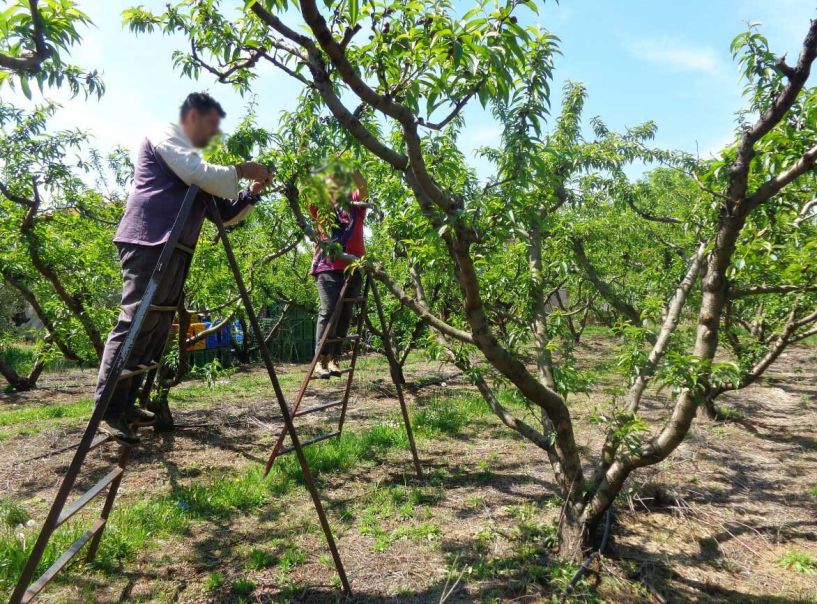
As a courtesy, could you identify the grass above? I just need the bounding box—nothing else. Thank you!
[204,571,224,591]
[0,399,93,441]
[0,344,76,376]
[0,394,474,599]
[278,544,305,573]
[231,577,256,595]
[777,550,817,574]
[0,385,495,600]
[0,499,29,528]
[809,485,817,498]
[246,547,277,571]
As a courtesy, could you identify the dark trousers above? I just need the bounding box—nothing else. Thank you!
[315,271,362,357]
[95,243,190,418]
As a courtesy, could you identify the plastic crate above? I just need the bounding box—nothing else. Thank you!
[250,304,317,363]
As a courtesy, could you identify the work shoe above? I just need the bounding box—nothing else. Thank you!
[102,415,140,445]
[328,357,342,377]
[126,406,156,427]
[314,354,331,379]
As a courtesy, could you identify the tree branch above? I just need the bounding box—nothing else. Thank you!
[0,0,52,72]
[572,238,643,327]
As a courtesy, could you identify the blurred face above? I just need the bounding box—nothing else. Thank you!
[181,107,221,148]
[324,175,340,199]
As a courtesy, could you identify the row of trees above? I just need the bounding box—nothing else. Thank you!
[2,0,816,560]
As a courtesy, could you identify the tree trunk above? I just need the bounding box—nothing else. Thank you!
[0,355,45,392]
[1,268,83,363]
[559,503,594,562]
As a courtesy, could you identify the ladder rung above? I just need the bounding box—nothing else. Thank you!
[342,296,365,303]
[279,431,340,455]
[149,304,177,313]
[88,433,112,451]
[118,362,160,381]
[309,367,352,381]
[175,242,195,255]
[22,518,106,603]
[57,467,123,527]
[324,335,360,344]
[293,399,345,418]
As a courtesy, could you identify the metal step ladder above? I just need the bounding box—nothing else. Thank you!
[10,186,351,601]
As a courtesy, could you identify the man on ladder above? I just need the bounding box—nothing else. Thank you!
[97,92,272,444]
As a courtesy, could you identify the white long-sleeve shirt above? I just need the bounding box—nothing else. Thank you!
[148,122,241,200]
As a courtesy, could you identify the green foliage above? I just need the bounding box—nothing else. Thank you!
[777,550,817,574]
[277,545,305,573]
[0,0,103,97]
[204,571,225,591]
[190,358,235,391]
[246,548,277,571]
[231,577,256,595]
[0,499,29,528]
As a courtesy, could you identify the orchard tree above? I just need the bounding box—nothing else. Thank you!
[0,102,124,384]
[0,0,103,97]
[125,0,817,560]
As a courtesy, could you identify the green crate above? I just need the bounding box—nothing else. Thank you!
[250,304,317,363]
[188,347,232,368]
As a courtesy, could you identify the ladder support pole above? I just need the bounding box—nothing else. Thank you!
[207,198,351,594]
[369,278,423,478]
[336,274,369,435]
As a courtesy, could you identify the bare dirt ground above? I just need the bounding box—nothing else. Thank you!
[1,339,816,603]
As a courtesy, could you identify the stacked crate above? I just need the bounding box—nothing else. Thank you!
[251,304,317,363]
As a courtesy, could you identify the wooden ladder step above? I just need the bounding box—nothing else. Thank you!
[118,362,160,381]
[293,400,345,418]
[149,304,177,313]
[175,242,195,255]
[342,296,366,303]
[57,467,123,527]
[324,335,360,344]
[21,518,107,604]
[278,431,340,456]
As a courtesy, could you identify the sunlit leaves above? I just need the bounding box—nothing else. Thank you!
[0,0,103,98]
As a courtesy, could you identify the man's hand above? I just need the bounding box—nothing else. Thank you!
[237,161,271,182]
[249,177,272,196]
[351,169,369,200]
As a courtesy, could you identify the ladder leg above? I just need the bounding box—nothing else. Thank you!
[86,445,131,562]
[369,278,423,478]
[207,198,351,594]
[337,274,369,436]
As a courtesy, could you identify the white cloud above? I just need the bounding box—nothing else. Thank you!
[626,37,727,77]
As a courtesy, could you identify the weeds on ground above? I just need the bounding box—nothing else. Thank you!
[0,498,29,528]
[777,550,817,574]
[204,571,224,591]
[246,548,277,570]
[231,577,256,595]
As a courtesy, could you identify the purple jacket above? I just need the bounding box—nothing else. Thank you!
[114,138,257,248]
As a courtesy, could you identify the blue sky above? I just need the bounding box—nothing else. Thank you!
[7,0,817,179]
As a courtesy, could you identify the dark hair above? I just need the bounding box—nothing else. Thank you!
[180,92,226,120]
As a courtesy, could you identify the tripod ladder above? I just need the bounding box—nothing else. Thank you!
[262,271,423,478]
